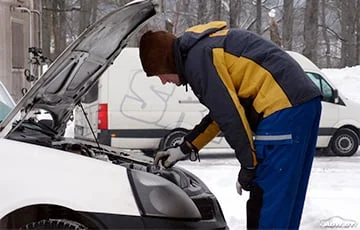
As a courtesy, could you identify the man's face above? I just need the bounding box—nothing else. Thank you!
[157,74,181,86]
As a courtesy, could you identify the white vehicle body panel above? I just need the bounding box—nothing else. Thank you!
[0,138,140,219]
[288,51,360,148]
[75,49,360,152]
[75,48,230,151]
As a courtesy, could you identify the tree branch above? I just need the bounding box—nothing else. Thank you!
[42,7,80,12]
[318,24,345,41]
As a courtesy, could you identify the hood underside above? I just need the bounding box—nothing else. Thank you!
[0,0,156,135]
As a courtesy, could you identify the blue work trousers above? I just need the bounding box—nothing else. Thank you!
[247,97,322,229]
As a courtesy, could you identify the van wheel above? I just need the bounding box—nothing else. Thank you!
[158,128,189,151]
[330,128,359,156]
[21,219,87,229]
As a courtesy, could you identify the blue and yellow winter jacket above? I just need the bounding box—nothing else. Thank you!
[173,21,321,168]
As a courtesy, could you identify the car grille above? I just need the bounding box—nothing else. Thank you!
[193,197,215,220]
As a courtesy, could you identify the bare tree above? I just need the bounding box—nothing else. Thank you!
[79,0,92,33]
[38,0,360,68]
[303,0,319,64]
[282,0,294,50]
[320,0,331,67]
[357,0,360,64]
[211,0,222,21]
[337,0,357,67]
[269,15,282,47]
[230,0,241,28]
[197,0,207,24]
[52,1,67,60]
[41,0,53,61]
[256,0,262,34]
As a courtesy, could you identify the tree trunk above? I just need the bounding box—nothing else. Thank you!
[320,0,331,67]
[41,0,53,61]
[79,0,92,34]
[269,18,282,47]
[303,0,319,64]
[212,0,221,21]
[91,0,99,24]
[256,0,262,34]
[282,0,294,50]
[52,0,67,60]
[338,0,357,67]
[357,0,360,64]
[197,0,207,24]
[230,0,241,28]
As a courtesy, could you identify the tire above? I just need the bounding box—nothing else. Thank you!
[158,128,189,151]
[330,128,359,156]
[21,219,87,230]
[141,149,156,157]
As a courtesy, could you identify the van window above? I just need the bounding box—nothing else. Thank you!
[306,72,333,102]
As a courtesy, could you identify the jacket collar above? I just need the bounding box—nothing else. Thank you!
[173,21,228,86]
[173,38,188,86]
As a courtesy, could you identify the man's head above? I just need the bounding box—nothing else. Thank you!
[139,31,179,84]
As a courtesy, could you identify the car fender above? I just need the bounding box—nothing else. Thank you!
[0,138,140,219]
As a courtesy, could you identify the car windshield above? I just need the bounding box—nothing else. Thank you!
[0,83,15,122]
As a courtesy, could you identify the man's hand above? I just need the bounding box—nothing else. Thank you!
[154,144,189,168]
[236,167,256,195]
[236,181,243,195]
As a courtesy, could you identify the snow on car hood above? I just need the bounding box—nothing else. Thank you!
[0,0,156,136]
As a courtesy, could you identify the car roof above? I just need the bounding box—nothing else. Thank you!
[286,51,322,73]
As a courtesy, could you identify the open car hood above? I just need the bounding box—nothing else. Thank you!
[0,0,156,135]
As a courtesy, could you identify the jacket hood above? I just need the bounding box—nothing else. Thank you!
[174,21,227,85]
[178,21,227,54]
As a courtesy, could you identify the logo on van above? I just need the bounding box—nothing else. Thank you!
[120,70,207,128]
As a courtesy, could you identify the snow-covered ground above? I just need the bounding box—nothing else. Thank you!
[178,151,360,230]
[178,66,360,230]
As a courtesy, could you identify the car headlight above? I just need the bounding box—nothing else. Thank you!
[128,169,201,219]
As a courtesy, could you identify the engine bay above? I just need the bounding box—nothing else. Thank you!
[6,117,210,196]
[4,113,227,222]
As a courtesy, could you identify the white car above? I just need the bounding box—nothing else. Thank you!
[0,1,228,229]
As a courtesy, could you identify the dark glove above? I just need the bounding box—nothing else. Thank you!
[237,167,256,193]
[154,141,193,168]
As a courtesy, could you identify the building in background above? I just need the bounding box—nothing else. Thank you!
[0,0,41,102]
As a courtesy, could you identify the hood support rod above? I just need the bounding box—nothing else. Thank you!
[78,102,100,149]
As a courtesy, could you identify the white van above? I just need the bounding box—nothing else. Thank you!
[74,48,360,156]
[287,51,360,156]
[74,47,230,155]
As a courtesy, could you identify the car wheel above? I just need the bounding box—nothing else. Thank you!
[141,149,156,157]
[330,128,359,156]
[158,128,189,151]
[21,219,87,230]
